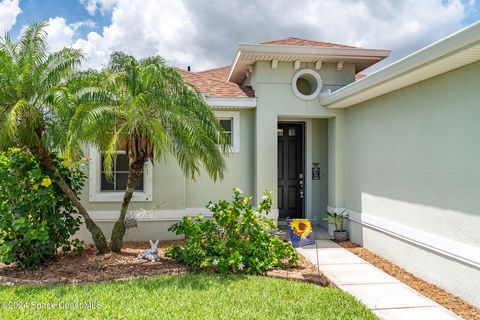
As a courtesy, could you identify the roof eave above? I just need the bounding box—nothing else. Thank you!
[205,96,257,109]
[227,44,390,84]
[321,21,480,109]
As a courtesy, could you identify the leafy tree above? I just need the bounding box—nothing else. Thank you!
[0,21,110,253]
[0,148,84,269]
[67,52,229,252]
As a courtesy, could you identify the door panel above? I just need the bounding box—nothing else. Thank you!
[278,140,284,180]
[288,140,297,180]
[278,123,304,219]
[277,185,284,209]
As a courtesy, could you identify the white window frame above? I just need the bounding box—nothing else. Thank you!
[215,111,240,153]
[291,68,323,101]
[88,146,153,202]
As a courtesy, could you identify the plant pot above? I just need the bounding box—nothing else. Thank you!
[333,230,348,242]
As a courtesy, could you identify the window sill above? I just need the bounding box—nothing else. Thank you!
[89,191,152,203]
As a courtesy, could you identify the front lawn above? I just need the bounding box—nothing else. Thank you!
[0,273,378,320]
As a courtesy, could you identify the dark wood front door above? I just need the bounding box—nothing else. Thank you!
[277,123,304,219]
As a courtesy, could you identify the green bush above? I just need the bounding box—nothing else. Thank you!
[166,188,298,274]
[0,148,84,269]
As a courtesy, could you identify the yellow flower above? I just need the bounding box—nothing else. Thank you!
[9,147,21,152]
[32,184,39,190]
[289,219,312,239]
[41,178,52,187]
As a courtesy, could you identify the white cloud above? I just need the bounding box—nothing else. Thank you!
[44,17,75,52]
[79,0,116,16]
[42,17,96,53]
[0,0,21,33]
[71,20,96,31]
[74,0,199,69]
[68,0,473,72]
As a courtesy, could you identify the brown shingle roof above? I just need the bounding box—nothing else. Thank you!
[195,66,230,82]
[178,66,254,98]
[355,73,366,81]
[258,37,355,48]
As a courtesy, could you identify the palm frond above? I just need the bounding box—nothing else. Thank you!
[67,51,228,182]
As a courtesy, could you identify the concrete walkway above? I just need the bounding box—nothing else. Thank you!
[297,239,461,320]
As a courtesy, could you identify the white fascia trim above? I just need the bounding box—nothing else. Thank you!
[227,51,241,83]
[327,206,480,269]
[237,44,390,59]
[88,146,153,202]
[88,208,279,222]
[206,97,257,109]
[321,21,480,108]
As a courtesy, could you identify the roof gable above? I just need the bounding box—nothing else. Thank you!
[258,37,355,48]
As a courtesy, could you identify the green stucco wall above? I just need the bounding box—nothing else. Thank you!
[311,119,329,222]
[344,60,480,247]
[80,61,350,224]
[185,109,255,206]
[80,109,255,211]
[254,61,346,210]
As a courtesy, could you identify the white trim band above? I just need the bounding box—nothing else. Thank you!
[88,208,279,222]
[328,206,480,269]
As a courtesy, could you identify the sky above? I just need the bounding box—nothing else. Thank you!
[1,0,479,73]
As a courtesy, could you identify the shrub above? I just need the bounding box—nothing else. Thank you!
[166,188,298,274]
[0,148,84,269]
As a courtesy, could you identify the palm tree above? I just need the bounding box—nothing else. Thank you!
[67,52,229,252]
[0,21,111,253]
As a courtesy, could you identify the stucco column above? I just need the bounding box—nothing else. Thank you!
[254,108,278,207]
[328,114,345,209]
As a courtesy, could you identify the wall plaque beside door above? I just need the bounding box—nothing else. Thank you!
[312,163,320,180]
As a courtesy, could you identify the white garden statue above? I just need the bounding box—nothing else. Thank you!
[138,240,160,261]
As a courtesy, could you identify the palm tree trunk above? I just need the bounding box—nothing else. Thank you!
[30,146,111,254]
[109,158,145,252]
[53,172,110,253]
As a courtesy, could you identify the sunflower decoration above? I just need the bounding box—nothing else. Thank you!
[289,219,313,239]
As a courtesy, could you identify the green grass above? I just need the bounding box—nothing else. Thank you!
[0,274,378,320]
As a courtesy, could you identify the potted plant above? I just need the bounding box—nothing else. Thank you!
[323,210,349,241]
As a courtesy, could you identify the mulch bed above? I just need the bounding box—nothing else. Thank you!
[266,254,332,287]
[337,241,480,320]
[0,241,188,285]
[0,240,331,288]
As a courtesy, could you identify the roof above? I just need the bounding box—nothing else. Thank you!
[355,74,366,81]
[320,21,480,108]
[258,37,355,48]
[195,65,231,81]
[178,66,255,98]
[228,39,390,84]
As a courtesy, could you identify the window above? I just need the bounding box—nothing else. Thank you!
[219,118,233,146]
[100,153,144,191]
[215,111,240,153]
[89,146,153,202]
[291,69,323,100]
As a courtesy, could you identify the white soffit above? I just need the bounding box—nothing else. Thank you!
[321,21,480,109]
[227,44,390,84]
[205,97,257,109]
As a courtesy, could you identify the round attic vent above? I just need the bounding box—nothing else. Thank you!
[291,69,323,100]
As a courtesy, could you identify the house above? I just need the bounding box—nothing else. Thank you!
[77,22,480,307]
